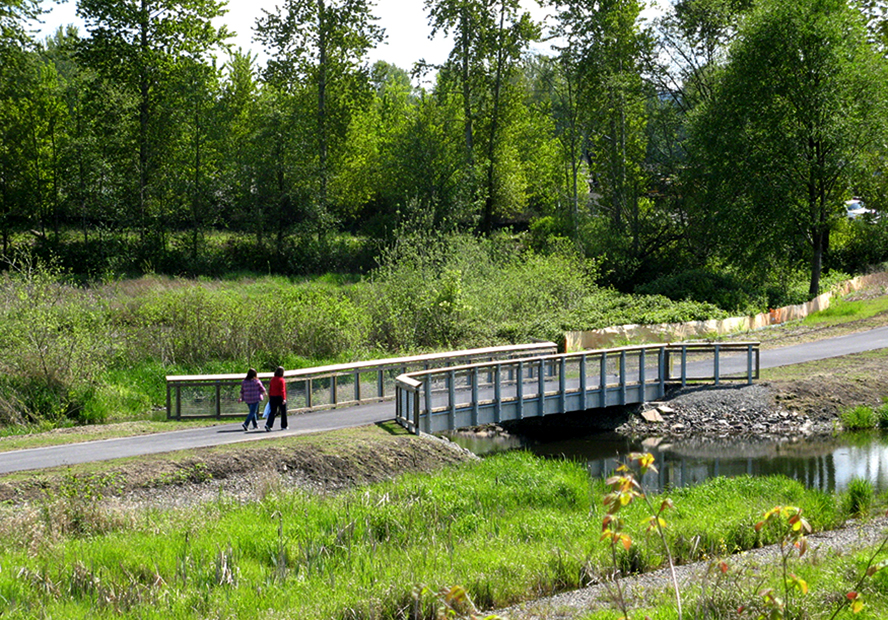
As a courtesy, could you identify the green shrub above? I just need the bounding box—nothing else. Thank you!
[840,405,878,430]
[843,478,875,518]
[635,269,767,314]
[876,401,888,428]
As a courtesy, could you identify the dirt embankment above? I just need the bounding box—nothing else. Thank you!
[0,428,477,507]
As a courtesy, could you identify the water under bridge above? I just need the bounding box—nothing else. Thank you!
[166,341,760,434]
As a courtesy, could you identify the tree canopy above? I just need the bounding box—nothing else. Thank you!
[690,0,888,296]
[2,0,888,304]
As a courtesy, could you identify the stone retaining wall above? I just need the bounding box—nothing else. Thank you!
[564,272,887,352]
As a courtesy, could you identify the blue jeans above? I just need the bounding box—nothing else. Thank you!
[243,401,260,427]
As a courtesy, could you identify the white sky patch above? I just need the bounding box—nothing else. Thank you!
[29,0,554,80]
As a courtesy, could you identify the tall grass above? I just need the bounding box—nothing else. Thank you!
[840,405,879,430]
[804,295,888,327]
[0,453,844,619]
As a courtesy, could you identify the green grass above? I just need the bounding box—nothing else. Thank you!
[577,542,888,620]
[804,296,888,326]
[0,452,850,619]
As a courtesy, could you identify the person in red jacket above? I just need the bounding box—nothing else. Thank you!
[265,366,288,431]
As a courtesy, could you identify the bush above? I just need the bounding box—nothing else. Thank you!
[364,232,601,350]
[0,259,111,425]
[876,401,888,428]
[843,478,875,518]
[840,405,877,430]
[635,269,766,313]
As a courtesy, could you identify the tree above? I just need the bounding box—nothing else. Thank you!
[76,0,230,240]
[255,0,384,239]
[650,0,752,113]
[547,0,668,287]
[423,0,538,232]
[691,0,888,296]
[0,0,44,254]
[0,0,41,49]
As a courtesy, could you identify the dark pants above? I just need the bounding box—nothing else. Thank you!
[266,395,288,429]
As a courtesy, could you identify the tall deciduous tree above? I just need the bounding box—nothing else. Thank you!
[255,0,384,239]
[423,0,538,232]
[552,0,650,235]
[0,0,40,48]
[691,0,888,296]
[75,0,230,239]
[0,0,43,254]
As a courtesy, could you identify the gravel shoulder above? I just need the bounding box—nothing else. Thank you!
[498,516,888,619]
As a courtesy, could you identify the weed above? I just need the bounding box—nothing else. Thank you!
[843,478,875,518]
[876,400,888,428]
[601,452,683,619]
[149,463,212,487]
[840,405,877,430]
[40,471,127,537]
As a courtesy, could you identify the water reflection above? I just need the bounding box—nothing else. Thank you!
[448,430,888,493]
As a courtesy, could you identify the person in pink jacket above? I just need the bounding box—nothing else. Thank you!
[239,368,266,431]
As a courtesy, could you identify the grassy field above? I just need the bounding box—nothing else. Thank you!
[0,449,863,620]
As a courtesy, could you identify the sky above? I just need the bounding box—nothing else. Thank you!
[29,0,555,81]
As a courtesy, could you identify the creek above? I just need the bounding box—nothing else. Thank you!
[449,430,888,493]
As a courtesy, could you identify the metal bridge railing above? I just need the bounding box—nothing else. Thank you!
[395,342,760,434]
[165,342,558,420]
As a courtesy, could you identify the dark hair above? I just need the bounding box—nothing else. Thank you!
[274,366,284,377]
[246,368,257,380]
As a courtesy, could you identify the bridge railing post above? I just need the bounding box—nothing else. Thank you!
[599,352,607,408]
[517,361,525,419]
[747,343,754,385]
[579,354,587,411]
[538,359,546,416]
[619,351,627,405]
[471,367,479,426]
[494,364,502,423]
[681,345,688,387]
[658,347,666,398]
[448,369,456,429]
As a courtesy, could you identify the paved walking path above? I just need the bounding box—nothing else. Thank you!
[3,327,888,475]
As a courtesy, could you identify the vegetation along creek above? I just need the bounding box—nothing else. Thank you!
[8,0,888,614]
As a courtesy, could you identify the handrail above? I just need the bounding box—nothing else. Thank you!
[394,341,760,434]
[166,341,558,419]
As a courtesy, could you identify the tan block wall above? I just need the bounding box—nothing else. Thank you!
[564,273,885,352]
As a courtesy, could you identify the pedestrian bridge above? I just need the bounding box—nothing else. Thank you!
[394,342,759,434]
[166,341,759,435]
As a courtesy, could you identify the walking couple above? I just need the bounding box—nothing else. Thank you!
[239,366,288,432]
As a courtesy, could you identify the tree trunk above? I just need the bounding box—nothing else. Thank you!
[139,0,151,234]
[809,228,823,298]
[317,0,328,242]
[482,2,507,234]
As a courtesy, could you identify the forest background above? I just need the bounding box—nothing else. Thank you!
[3,0,888,428]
